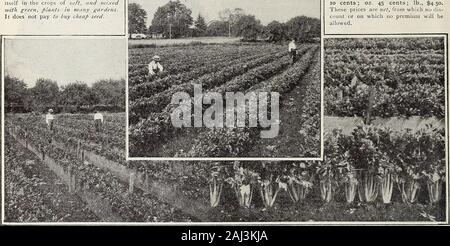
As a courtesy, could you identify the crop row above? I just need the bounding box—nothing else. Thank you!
[129,44,285,85]
[129,44,238,66]
[128,47,317,157]
[5,117,445,215]
[324,38,445,118]
[180,47,320,158]
[129,50,287,120]
[125,123,445,209]
[243,48,321,157]
[129,48,265,85]
[6,115,206,204]
[55,116,124,137]
[9,116,126,165]
[13,115,125,151]
[325,54,445,87]
[129,47,284,99]
[326,52,445,65]
[4,134,98,222]
[325,83,445,118]
[48,113,126,125]
[5,123,194,222]
[324,37,444,53]
[129,46,221,85]
[129,47,307,125]
[284,50,321,157]
[128,43,277,64]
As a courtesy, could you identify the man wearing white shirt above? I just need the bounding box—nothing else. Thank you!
[148,55,164,78]
[45,109,55,131]
[94,110,104,132]
[288,39,297,64]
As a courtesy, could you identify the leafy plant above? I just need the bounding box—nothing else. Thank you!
[282,162,313,203]
[224,162,260,208]
[208,163,226,207]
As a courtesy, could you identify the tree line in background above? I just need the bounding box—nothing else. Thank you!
[5,76,126,113]
[128,1,320,42]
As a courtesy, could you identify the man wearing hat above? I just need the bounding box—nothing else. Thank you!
[148,55,164,78]
[45,109,55,131]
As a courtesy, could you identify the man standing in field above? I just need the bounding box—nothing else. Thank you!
[289,39,297,64]
[148,55,164,78]
[94,110,104,132]
[45,109,55,131]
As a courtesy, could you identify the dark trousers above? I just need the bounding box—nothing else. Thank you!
[95,119,102,132]
[290,50,297,63]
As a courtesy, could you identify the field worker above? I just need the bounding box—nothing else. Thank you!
[289,39,297,64]
[94,110,104,132]
[45,109,55,131]
[148,55,164,77]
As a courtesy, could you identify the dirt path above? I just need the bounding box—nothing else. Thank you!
[247,50,321,157]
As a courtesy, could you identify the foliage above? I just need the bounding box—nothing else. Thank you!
[128,3,148,36]
[4,75,28,112]
[28,78,60,112]
[128,45,319,157]
[150,0,193,38]
[129,49,302,156]
[324,37,445,118]
[5,110,445,220]
[129,46,287,125]
[5,77,125,113]
[206,21,229,36]
[218,8,246,36]
[193,14,208,37]
[59,82,97,110]
[4,133,98,222]
[233,15,263,41]
[285,16,320,42]
[92,79,126,108]
[264,21,288,42]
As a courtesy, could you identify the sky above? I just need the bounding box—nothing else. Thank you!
[5,38,126,88]
[132,0,320,26]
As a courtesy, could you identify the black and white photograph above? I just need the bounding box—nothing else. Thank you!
[0,1,448,228]
[127,0,322,159]
[3,37,127,222]
[320,36,447,221]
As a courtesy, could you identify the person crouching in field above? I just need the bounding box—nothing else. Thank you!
[94,110,104,132]
[45,109,55,131]
[289,39,297,64]
[148,55,164,80]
